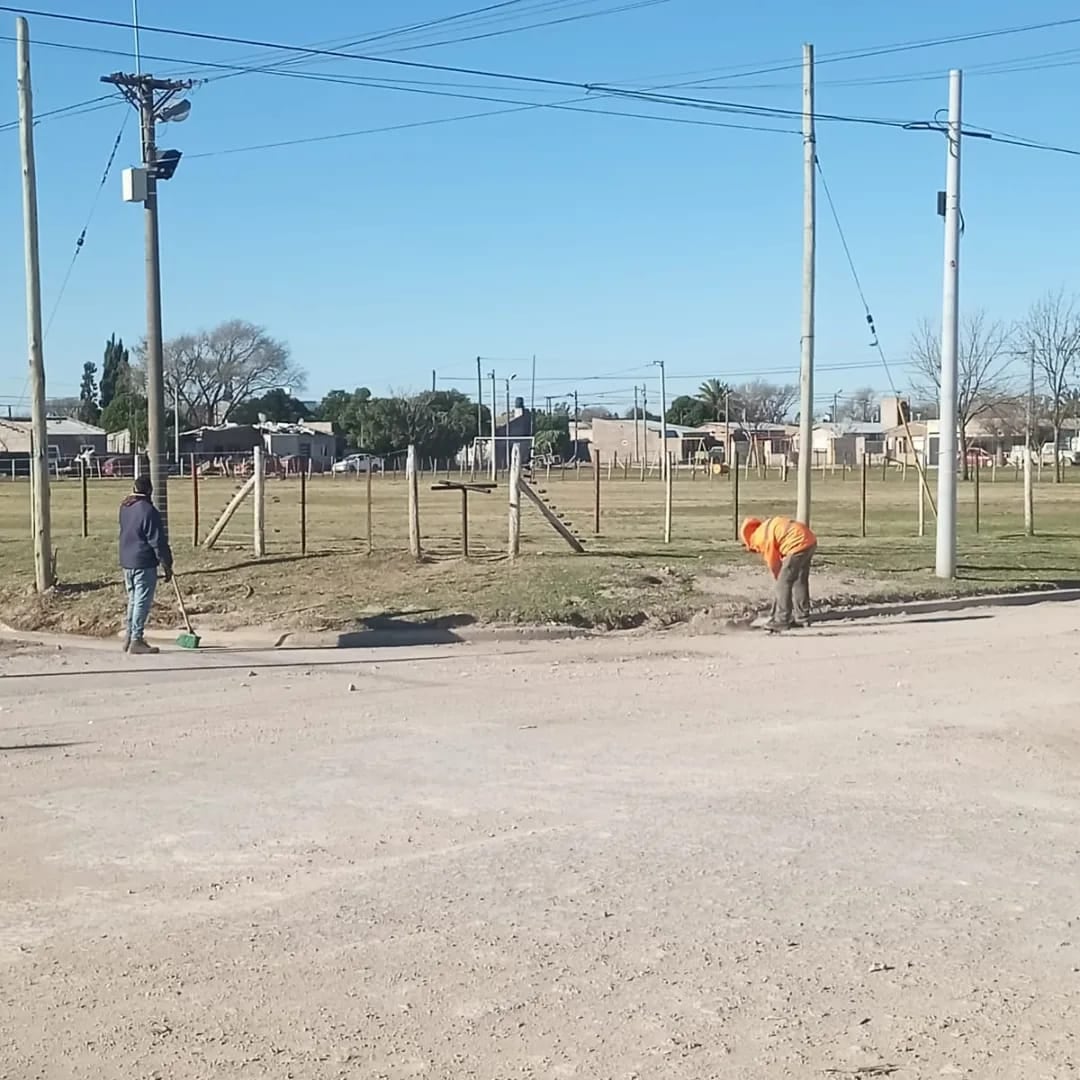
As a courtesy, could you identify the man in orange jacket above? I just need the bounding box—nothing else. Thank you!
[741,515,818,630]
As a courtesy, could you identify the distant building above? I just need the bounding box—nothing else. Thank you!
[177,421,339,463]
[0,416,107,465]
[590,418,715,466]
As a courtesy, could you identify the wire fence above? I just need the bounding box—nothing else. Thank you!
[4,449,1079,565]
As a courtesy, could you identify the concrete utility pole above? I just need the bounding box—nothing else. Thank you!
[654,360,668,477]
[935,69,963,579]
[17,18,53,593]
[101,69,192,538]
[1024,343,1035,536]
[796,42,816,526]
[573,390,579,453]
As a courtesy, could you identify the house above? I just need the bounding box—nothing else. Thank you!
[589,418,716,466]
[801,422,886,466]
[178,422,339,465]
[494,399,535,469]
[258,421,338,464]
[178,423,263,458]
[702,422,795,467]
[0,416,107,469]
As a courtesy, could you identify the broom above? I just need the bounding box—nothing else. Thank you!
[171,575,201,649]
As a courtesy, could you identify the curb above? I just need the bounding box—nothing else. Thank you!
[807,586,1080,624]
[0,620,594,654]
[3,588,1078,653]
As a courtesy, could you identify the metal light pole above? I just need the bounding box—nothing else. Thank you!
[935,69,963,579]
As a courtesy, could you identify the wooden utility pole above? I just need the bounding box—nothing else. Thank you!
[101,67,193,538]
[17,18,52,592]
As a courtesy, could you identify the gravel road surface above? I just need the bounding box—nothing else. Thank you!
[1,605,1078,1079]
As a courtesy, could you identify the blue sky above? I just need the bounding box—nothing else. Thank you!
[1,0,1078,418]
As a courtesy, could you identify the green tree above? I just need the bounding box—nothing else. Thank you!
[314,387,373,445]
[100,391,147,445]
[99,334,130,410]
[697,378,732,421]
[78,361,101,425]
[231,388,311,425]
[533,410,570,456]
[667,395,710,427]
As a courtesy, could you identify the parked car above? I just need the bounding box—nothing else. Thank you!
[331,453,383,474]
[962,448,993,467]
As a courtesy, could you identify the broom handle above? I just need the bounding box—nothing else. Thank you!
[171,576,194,635]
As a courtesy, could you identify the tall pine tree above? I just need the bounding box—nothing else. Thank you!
[78,362,101,425]
[99,334,130,410]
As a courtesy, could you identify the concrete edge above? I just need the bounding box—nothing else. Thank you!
[809,586,1080,624]
[3,588,1078,653]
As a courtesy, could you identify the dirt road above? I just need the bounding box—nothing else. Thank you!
[1,606,1078,1078]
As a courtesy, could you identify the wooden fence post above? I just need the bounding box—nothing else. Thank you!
[593,449,601,535]
[460,489,469,557]
[732,446,740,541]
[974,462,981,533]
[508,443,522,558]
[300,463,308,555]
[366,465,374,555]
[664,451,673,544]
[191,453,199,546]
[407,444,421,559]
[80,460,88,538]
[253,445,266,556]
[861,452,868,537]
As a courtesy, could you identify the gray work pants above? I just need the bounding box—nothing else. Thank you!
[772,544,816,626]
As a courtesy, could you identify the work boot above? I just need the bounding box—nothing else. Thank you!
[121,633,131,652]
[127,638,159,656]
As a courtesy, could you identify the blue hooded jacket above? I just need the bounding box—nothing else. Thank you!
[118,494,173,571]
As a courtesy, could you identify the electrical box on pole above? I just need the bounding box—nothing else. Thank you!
[122,167,148,203]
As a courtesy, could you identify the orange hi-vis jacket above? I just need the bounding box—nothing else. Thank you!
[742,516,817,578]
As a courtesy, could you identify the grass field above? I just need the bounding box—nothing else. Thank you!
[1,462,1078,636]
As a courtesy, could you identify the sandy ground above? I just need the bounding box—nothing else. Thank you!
[1,607,1078,1079]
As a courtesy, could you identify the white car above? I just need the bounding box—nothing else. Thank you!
[331,453,383,474]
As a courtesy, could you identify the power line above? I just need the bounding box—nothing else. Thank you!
[0,91,118,131]
[657,13,1080,90]
[0,5,927,130]
[44,112,130,338]
[181,1,666,84]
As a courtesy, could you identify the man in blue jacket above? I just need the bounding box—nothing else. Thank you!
[118,475,173,654]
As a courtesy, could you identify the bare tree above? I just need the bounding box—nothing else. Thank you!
[838,386,878,423]
[909,312,1016,479]
[1018,290,1080,482]
[142,320,305,428]
[732,379,799,426]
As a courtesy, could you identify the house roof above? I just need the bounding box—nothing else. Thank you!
[0,417,106,451]
[814,421,885,436]
[180,421,332,438]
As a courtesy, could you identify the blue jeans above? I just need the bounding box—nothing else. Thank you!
[123,567,158,641]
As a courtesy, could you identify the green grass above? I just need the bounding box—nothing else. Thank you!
[1,463,1078,636]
